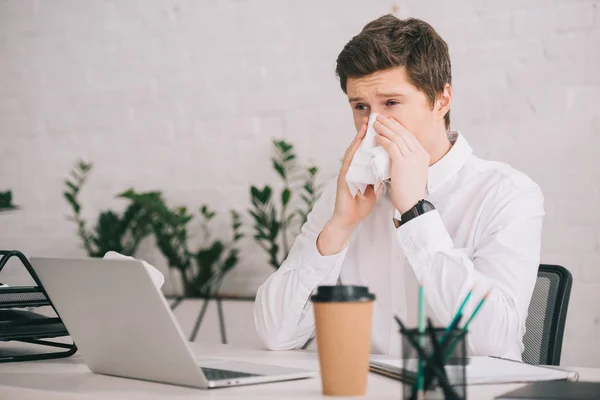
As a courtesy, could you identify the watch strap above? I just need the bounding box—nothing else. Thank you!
[393,200,434,228]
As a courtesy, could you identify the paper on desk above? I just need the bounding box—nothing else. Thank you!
[345,112,391,197]
[369,356,579,385]
[103,251,164,289]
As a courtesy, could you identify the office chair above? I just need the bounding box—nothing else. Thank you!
[522,264,572,366]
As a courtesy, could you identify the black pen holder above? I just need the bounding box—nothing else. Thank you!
[402,328,467,400]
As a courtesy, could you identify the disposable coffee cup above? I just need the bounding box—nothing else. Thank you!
[311,285,375,396]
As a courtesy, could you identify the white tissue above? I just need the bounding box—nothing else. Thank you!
[345,113,391,197]
[103,251,165,289]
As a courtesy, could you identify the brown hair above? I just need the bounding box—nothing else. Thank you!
[336,15,452,130]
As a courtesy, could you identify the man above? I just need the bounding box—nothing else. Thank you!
[254,15,544,360]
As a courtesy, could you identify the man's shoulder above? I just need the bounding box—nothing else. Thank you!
[465,154,542,200]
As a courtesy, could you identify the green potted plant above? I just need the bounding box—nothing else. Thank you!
[120,189,244,298]
[63,160,156,257]
[249,140,321,269]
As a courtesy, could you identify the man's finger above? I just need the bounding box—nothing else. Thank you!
[387,117,422,152]
[382,115,408,133]
[342,117,369,169]
[363,184,375,198]
[343,117,368,154]
[375,134,403,162]
[357,116,369,138]
[374,120,410,158]
[376,115,418,153]
[356,190,367,201]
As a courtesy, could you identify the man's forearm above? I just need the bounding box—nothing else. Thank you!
[255,229,350,350]
[316,219,356,256]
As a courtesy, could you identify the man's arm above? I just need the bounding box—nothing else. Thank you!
[255,117,383,350]
[396,180,545,357]
[254,180,349,350]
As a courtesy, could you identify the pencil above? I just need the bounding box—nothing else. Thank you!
[423,315,462,392]
[394,315,460,400]
[443,291,490,361]
[445,289,472,334]
[462,291,488,331]
[426,318,452,398]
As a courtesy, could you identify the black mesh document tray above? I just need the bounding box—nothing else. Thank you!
[0,250,77,363]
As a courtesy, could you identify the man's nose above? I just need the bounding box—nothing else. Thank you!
[366,104,388,115]
[369,109,393,119]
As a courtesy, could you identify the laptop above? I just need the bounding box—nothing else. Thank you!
[30,256,317,389]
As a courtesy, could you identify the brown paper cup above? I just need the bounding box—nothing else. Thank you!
[312,286,375,396]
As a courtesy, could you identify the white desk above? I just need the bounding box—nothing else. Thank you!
[1,343,599,400]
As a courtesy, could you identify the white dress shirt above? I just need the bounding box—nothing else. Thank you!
[254,132,544,360]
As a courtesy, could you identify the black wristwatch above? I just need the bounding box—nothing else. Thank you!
[393,200,435,228]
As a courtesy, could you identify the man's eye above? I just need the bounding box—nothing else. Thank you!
[355,104,369,111]
[386,100,399,106]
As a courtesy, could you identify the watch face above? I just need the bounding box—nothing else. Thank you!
[421,200,435,212]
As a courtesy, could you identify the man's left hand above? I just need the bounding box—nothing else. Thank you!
[374,114,430,214]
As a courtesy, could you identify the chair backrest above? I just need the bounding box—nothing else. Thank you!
[522,264,572,365]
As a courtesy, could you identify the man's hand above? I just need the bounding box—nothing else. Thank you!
[317,117,383,256]
[374,114,430,214]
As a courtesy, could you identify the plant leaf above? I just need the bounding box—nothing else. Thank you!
[281,188,291,207]
[250,185,272,204]
[261,186,272,203]
[254,233,269,241]
[250,186,261,200]
[272,159,285,180]
[91,210,125,255]
[77,160,92,172]
[221,250,239,274]
[65,181,78,193]
[0,190,18,211]
[277,140,293,153]
[63,192,80,214]
[286,213,296,225]
[301,194,312,205]
[196,241,224,267]
[248,210,266,225]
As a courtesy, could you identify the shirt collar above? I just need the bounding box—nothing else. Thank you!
[426,131,473,194]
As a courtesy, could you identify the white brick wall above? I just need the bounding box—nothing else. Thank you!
[1,0,599,366]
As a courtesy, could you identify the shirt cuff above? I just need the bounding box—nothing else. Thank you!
[290,237,348,328]
[298,236,348,284]
[395,210,453,280]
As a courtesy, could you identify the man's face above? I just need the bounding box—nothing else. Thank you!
[346,66,448,149]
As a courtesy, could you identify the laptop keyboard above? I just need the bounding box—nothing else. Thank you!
[201,367,261,381]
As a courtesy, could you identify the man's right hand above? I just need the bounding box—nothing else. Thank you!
[317,117,382,256]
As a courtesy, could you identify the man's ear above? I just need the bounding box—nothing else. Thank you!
[436,83,452,119]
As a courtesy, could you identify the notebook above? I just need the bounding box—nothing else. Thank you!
[496,381,600,399]
[369,356,579,385]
